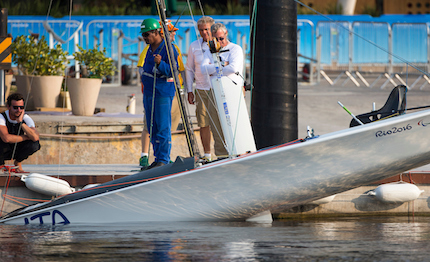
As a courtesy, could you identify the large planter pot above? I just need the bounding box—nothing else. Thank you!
[4,74,13,102]
[32,75,64,108]
[67,78,102,116]
[57,91,72,111]
[15,75,35,110]
[15,75,63,110]
[337,0,356,15]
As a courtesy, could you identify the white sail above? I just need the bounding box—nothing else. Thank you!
[209,50,256,156]
[211,75,256,156]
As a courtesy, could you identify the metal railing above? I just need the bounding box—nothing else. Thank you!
[7,17,430,89]
[314,21,430,89]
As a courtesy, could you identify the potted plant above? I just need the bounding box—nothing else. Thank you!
[12,35,68,109]
[66,45,115,116]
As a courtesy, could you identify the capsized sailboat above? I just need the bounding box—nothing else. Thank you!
[2,106,430,224]
[3,0,429,225]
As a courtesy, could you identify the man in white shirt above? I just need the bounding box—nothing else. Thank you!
[200,22,245,158]
[0,93,40,172]
[201,23,244,89]
[185,16,218,161]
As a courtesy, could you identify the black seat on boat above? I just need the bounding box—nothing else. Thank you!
[350,85,407,127]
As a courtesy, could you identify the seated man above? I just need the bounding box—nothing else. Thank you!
[0,93,40,172]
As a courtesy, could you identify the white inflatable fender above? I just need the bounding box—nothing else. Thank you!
[21,173,75,196]
[310,195,337,205]
[373,182,424,203]
[81,184,100,190]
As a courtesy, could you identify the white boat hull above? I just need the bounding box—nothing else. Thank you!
[3,109,430,224]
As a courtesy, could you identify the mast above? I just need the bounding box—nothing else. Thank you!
[250,0,298,149]
[155,0,200,158]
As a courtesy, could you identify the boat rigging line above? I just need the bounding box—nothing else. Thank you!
[248,0,258,113]
[171,3,188,29]
[183,0,234,158]
[1,0,61,217]
[156,0,201,158]
[2,0,77,215]
[55,0,75,185]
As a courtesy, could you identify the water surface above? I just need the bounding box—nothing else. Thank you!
[1,216,430,261]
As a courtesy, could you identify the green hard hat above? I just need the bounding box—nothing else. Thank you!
[140,18,161,34]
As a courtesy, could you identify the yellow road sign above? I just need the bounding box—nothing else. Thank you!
[0,36,12,69]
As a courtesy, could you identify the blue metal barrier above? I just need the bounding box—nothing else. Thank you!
[392,23,427,64]
[352,22,390,64]
[8,19,81,56]
[317,21,350,65]
[6,15,430,82]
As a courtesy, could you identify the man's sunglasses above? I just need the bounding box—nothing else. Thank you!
[142,31,153,37]
[217,37,225,41]
[13,106,24,110]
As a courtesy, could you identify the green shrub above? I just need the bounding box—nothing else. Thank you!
[12,35,68,76]
[73,45,116,79]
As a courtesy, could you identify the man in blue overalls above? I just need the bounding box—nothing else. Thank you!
[139,18,178,169]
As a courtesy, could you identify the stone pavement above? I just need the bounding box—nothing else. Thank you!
[298,78,430,136]
[24,71,427,135]
[92,75,430,137]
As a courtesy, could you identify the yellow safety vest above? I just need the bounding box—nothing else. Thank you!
[138,44,185,86]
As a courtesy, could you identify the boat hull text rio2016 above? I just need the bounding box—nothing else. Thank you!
[2,109,430,225]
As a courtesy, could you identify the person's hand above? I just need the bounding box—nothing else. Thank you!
[187,92,195,104]
[17,108,25,123]
[154,54,161,65]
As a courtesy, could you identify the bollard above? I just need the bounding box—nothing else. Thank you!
[126,94,136,114]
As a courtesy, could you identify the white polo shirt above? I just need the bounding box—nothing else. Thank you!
[0,110,35,128]
[185,38,212,92]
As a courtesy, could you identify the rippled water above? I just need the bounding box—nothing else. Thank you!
[1,216,430,261]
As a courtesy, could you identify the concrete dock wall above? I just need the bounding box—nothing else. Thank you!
[23,116,201,165]
[28,132,195,165]
[276,185,430,218]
